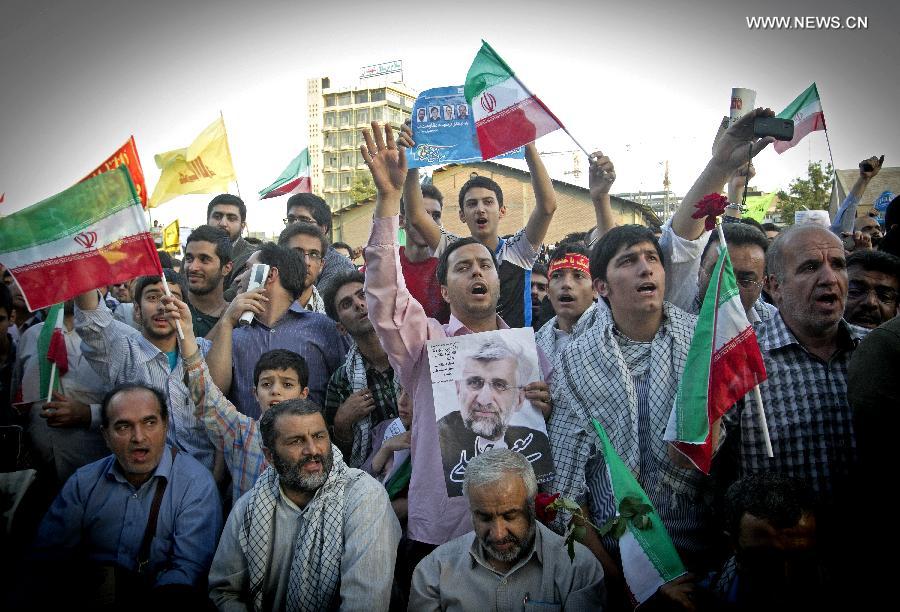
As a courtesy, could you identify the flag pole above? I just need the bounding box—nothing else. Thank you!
[718,220,773,458]
[46,364,56,404]
[220,110,241,198]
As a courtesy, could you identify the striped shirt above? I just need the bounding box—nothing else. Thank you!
[75,299,215,470]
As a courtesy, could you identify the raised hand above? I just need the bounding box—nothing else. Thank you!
[712,108,775,175]
[361,121,407,198]
[588,151,616,200]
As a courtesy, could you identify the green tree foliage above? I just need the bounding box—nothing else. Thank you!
[349,173,376,204]
[776,161,834,225]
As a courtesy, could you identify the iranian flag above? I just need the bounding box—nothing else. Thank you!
[665,230,767,473]
[38,303,68,400]
[774,83,826,154]
[259,148,312,199]
[0,166,161,312]
[464,41,564,160]
[591,418,686,605]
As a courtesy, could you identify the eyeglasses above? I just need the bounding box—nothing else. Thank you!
[293,248,323,262]
[848,282,898,305]
[284,214,317,226]
[464,376,517,393]
[735,277,764,290]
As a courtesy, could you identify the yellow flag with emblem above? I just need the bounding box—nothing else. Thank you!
[162,219,180,254]
[149,117,236,208]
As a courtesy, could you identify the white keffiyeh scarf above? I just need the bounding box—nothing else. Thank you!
[239,445,359,612]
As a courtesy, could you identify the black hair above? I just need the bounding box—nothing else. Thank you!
[321,269,366,322]
[421,183,444,205]
[132,269,189,305]
[549,242,590,264]
[257,242,306,300]
[245,236,263,246]
[740,217,766,233]
[700,223,769,264]
[100,383,168,428]
[186,225,233,267]
[436,237,496,285]
[332,241,353,256]
[207,194,247,223]
[847,249,900,281]
[259,398,325,449]
[589,225,664,281]
[286,193,332,235]
[723,473,815,541]
[885,195,900,230]
[253,349,309,387]
[277,222,327,256]
[0,282,12,315]
[458,175,503,210]
[157,250,174,269]
[532,262,548,278]
[761,222,780,234]
[560,231,589,247]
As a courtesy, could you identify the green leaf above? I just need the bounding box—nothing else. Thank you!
[566,534,576,562]
[634,514,652,530]
[573,524,587,543]
[555,498,582,512]
[612,520,627,539]
[597,517,618,537]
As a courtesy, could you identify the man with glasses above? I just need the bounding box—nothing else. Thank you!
[439,336,552,497]
[283,193,355,290]
[693,223,775,326]
[278,223,329,313]
[844,249,900,329]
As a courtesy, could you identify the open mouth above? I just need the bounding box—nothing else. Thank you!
[131,449,150,461]
[816,293,839,307]
[471,283,488,295]
[558,294,575,304]
[475,218,488,228]
[637,282,656,295]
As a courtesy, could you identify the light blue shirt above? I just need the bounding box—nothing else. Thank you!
[32,445,222,585]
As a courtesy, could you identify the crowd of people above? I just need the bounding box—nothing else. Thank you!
[1,108,898,611]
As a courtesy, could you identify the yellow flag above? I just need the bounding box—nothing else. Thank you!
[162,219,180,254]
[148,117,236,208]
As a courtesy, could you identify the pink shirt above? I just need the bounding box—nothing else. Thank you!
[365,215,510,545]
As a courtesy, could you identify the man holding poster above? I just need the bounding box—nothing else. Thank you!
[433,332,553,496]
[361,122,552,569]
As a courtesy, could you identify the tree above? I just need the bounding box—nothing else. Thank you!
[349,173,376,204]
[775,161,833,225]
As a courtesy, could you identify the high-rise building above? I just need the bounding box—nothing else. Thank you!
[307,76,417,217]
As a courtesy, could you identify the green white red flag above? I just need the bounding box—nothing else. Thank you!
[591,418,686,605]
[464,41,564,160]
[665,237,767,473]
[0,166,161,311]
[38,303,67,400]
[774,83,825,154]
[258,148,312,199]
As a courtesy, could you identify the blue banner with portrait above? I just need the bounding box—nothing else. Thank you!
[408,85,523,169]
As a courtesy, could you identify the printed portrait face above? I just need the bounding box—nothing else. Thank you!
[455,351,524,441]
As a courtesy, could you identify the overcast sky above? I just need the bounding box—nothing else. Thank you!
[2,0,898,237]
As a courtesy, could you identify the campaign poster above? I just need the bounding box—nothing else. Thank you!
[427,327,554,497]
[408,85,523,169]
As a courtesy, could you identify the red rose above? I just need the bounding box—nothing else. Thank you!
[691,193,729,231]
[535,492,560,524]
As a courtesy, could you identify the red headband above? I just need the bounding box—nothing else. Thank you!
[548,254,590,275]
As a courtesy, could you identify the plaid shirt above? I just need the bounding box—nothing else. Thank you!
[548,301,716,555]
[184,349,266,503]
[725,313,868,502]
[323,356,398,462]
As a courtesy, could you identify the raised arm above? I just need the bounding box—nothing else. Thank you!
[587,150,617,245]
[831,155,884,235]
[361,122,432,388]
[204,287,268,395]
[73,288,138,385]
[397,123,442,250]
[673,108,775,240]
[523,143,558,248]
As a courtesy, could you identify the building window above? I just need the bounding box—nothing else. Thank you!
[338,92,351,106]
[339,111,351,127]
[355,91,369,103]
[387,91,403,105]
[324,94,336,107]
[324,133,337,148]
[339,131,353,147]
[370,89,385,102]
[324,112,335,127]
[325,174,336,188]
[373,107,383,121]
[389,108,403,125]
[327,154,338,168]
[341,173,352,188]
[341,152,353,167]
[356,108,369,124]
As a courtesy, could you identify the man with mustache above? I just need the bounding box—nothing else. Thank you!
[843,249,900,329]
[410,449,605,610]
[184,225,233,338]
[208,399,400,611]
[438,336,553,496]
